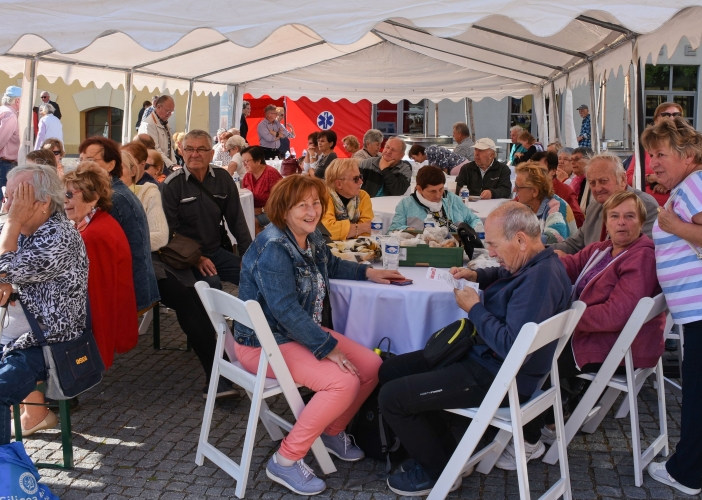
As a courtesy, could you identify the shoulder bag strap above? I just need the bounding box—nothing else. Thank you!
[18,300,48,346]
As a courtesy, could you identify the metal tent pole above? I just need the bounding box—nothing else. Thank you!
[588,61,600,152]
[550,81,561,142]
[184,79,194,132]
[18,58,37,163]
[122,71,133,144]
[466,98,475,142]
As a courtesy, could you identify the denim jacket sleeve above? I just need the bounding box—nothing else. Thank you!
[255,241,338,359]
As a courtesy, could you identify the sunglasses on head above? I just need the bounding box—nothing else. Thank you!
[660,112,682,118]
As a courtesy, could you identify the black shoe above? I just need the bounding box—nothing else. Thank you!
[202,379,239,399]
[387,463,461,496]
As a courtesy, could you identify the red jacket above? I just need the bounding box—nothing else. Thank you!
[560,235,665,369]
[81,210,139,368]
[553,178,584,228]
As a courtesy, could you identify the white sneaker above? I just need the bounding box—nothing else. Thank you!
[648,461,702,496]
[540,426,557,445]
[495,439,545,470]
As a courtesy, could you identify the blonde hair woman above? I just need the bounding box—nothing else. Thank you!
[120,151,168,250]
[322,158,374,240]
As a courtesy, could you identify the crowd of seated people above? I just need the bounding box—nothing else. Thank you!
[2,115,698,499]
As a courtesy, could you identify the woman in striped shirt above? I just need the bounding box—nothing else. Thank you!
[642,117,702,496]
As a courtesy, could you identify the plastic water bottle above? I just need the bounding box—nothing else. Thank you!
[290,147,297,158]
[475,221,485,240]
[273,156,280,170]
[285,151,291,159]
[460,186,469,205]
[424,213,436,229]
[233,174,240,189]
[371,215,383,237]
[383,236,400,270]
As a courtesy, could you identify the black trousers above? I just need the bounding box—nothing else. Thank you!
[666,320,702,489]
[378,350,540,480]
[261,147,279,160]
[157,273,218,382]
[192,247,242,290]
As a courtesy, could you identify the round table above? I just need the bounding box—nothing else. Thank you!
[370,196,509,234]
[329,267,467,355]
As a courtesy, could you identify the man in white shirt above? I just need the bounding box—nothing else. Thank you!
[138,95,176,168]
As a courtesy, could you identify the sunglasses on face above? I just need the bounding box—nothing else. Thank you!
[65,190,81,200]
[660,112,682,118]
[340,176,362,183]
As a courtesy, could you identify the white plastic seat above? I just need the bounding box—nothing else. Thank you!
[543,294,670,487]
[194,282,336,498]
[427,301,586,500]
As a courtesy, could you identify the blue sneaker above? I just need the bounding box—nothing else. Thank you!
[266,455,326,495]
[387,462,461,496]
[320,431,365,462]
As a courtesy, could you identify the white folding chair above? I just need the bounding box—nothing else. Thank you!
[194,282,336,498]
[427,301,586,500]
[543,294,670,487]
[663,324,684,397]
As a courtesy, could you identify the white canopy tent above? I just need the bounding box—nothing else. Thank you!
[3,1,702,185]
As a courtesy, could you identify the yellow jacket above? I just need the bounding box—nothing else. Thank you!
[322,189,374,240]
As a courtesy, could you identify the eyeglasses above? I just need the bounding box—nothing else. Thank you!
[80,156,104,162]
[514,185,532,191]
[183,147,211,154]
[159,107,175,116]
[40,95,49,99]
[340,176,362,183]
[51,150,61,156]
[65,190,81,200]
[660,112,682,118]
[145,163,154,168]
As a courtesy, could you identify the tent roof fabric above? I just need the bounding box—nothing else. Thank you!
[1,2,702,100]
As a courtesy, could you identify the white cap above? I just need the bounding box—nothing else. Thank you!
[472,138,496,151]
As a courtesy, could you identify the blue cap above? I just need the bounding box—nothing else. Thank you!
[4,86,21,98]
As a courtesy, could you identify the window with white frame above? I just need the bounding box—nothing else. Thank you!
[644,65,697,127]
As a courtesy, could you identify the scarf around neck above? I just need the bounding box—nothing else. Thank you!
[155,113,172,158]
[330,190,360,223]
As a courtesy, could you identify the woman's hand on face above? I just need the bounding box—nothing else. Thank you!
[325,346,359,376]
[366,268,405,284]
[8,182,40,226]
[450,267,477,281]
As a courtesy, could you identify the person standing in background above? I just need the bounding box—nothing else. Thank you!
[0,86,21,189]
[577,104,591,148]
[39,91,61,120]
[240,100,251,141]
[135,100,151,131]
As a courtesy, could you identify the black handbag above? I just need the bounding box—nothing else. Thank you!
[158,233,202,269]
[20,299,104,400]
[423,318,476,368]
[456,222,484,260]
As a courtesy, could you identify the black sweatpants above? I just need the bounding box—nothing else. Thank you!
[157,273,218,382]
[378,350,541,480]
[666,320,702,489]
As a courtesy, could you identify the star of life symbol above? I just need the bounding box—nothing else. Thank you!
[19,471,39,494]
[317,111,334,130]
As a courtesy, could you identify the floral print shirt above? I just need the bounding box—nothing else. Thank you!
[0,212,88,354]
[301,247,326,325]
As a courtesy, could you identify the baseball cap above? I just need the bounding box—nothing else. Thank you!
[576,104,588,110]
[472,138,497,151]
[4,86,21,98]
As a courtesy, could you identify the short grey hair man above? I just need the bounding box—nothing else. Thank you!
[492,201,542,241]
[453,122,471,138]
[385,136,406,155]
[184,129,213,150]
[452,122,474,161]
[7,163,64,214]
[585,153,626,181]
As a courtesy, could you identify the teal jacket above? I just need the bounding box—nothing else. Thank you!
[389,191,481,231]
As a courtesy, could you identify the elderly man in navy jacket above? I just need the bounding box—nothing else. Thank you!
[379,202,572,496]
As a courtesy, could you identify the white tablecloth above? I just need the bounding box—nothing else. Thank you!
[226,188,255,242]
[329,267,466,354]
[371,196,509,233]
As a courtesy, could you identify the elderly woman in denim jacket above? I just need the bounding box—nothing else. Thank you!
[235,175,403,495]
[0,163,88,444]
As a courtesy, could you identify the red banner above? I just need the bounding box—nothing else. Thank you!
[243,94,372,158]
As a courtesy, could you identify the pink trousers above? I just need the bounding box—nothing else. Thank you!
[234,329,382,461]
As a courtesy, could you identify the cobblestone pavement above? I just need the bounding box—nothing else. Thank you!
[19,286,695,499]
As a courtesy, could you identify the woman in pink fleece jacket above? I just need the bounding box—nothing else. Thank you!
[540,191,666,443]
[560,191,665,372]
